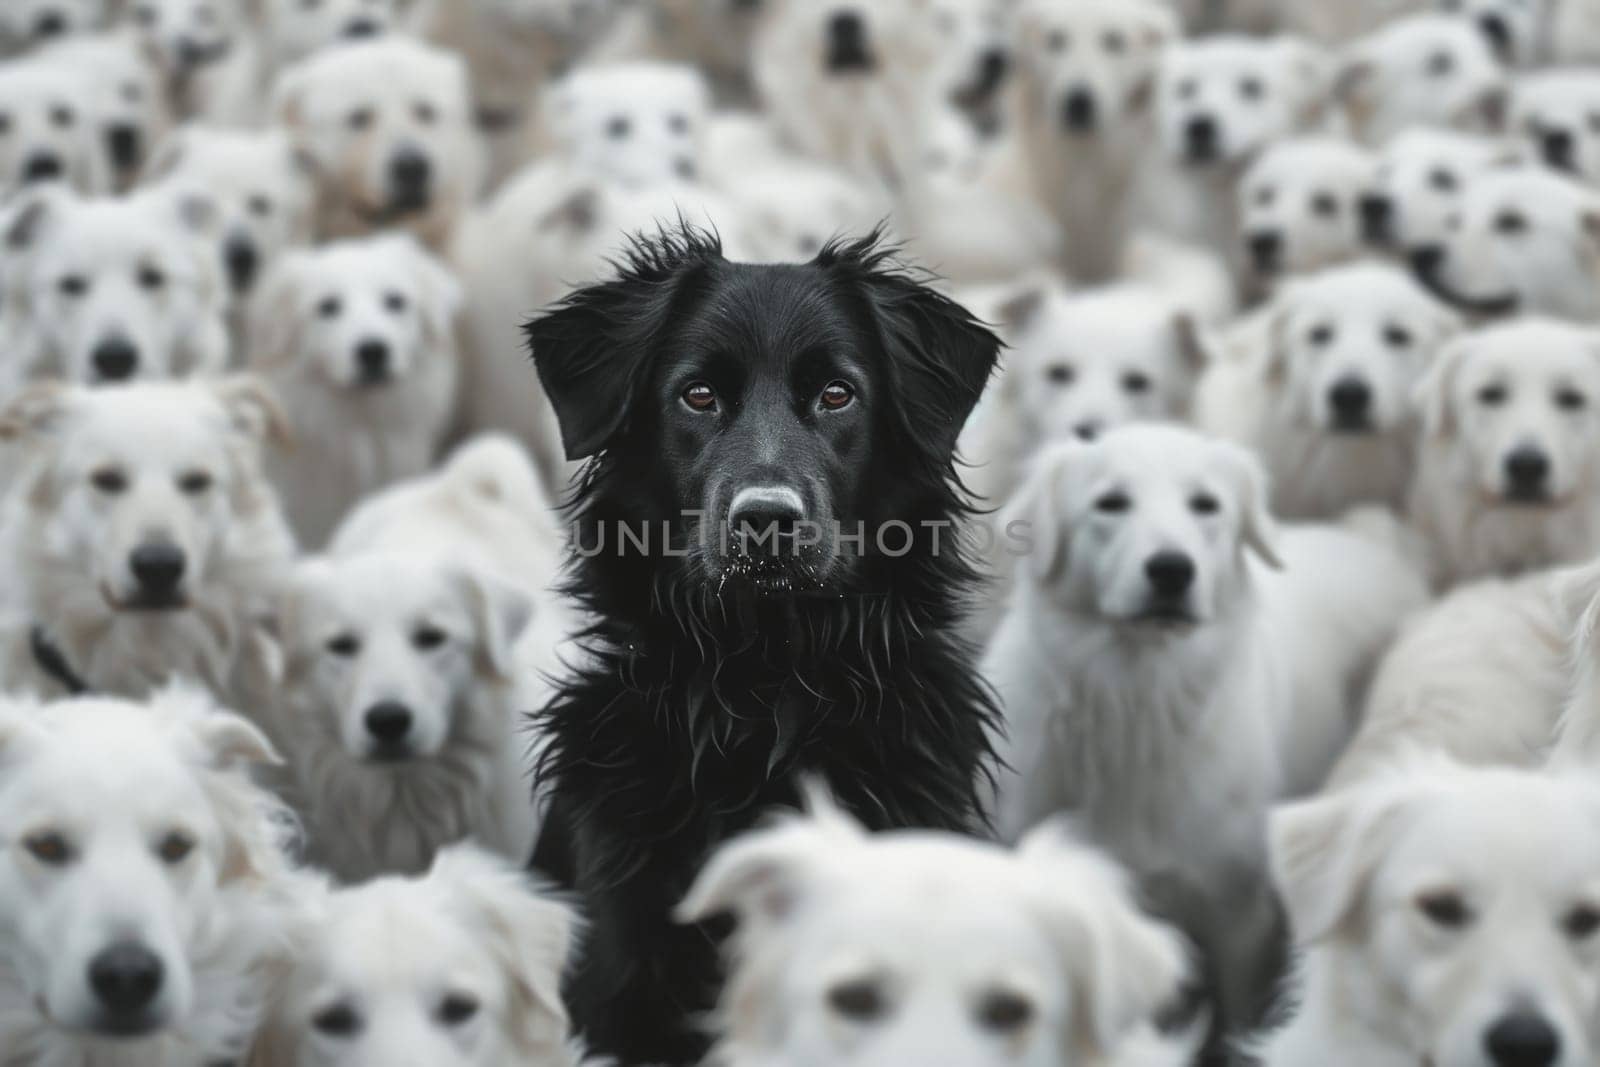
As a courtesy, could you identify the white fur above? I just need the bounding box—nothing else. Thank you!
[1336,14,1507,146]
[0,686,296,1067]
[246,232,462,547]
[1259,760,1600,1067]
[1409,318,1600,586]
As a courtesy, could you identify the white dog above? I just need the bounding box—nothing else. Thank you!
[272,37,485,252]
[36,32,171,191]
[0,379,295,704]
[1259,760,1600,1067]
[0,686,295,1067]
[1197,261,1460,519]
[248,844,579,1067]
[125,0,263,125]
[985,424,1428,1037]
[3,185,228,386]
[1409,318,1600,586]
[246,232,461,547]
[142,126,318,308]
[0,0,111,53]
[259,0,405,73]
[0,60,111,197]
[680,790,1199,1067]
[1337,14,1507,146]
[538,61,711,187]
[1413,166,1600,321]
[1439,0,1545,65]
[1237,137,1377,290]
[1512,69,1600,186]
[1361,127,1508,255]
[1010,0,1179,283]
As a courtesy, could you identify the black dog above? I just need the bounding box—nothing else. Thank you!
[524,227,1002,1065]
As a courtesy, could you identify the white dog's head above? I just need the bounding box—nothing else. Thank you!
[1437,0,1541,65]
[127,0,256,80]
[1411,167,1600,322]
[680,793,1190,1067]
[273,37,484,247]
[247,232,459,392]
[1015,0,1176,141]
[0,377,291,614]
[1414,319,1600,507]
[0,687,287,1042]
[1158,35,1331,169]
[260,0,404,69]
[4,185,227,382]
[255,844,575,1066]
[1239,137,1377,282]
[0,60,110,196]
[278,551,530,765]
[1272,761,1600,1067]
[0,0,110,51]
[1001,424,1281,626]
[1257,261,1460,437]
[1511,70,1600,187]
[543,62,711,187]
[1363,127,1508,254]
[995,284,1205,444]
[1337,14,1507,146]
[37,32,171,188]
[144,126,317,301]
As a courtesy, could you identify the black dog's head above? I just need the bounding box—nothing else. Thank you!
[525,227,998,603]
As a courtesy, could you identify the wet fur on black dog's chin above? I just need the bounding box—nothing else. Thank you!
[523,227,1002,1066]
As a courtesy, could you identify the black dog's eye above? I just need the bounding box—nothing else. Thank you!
[1418,890,1471,929]
[91,467,129,494]
[1477,383,1508,407]
[24,831,71,866]
[317,295,343,319]
[819,381,854,410]
[1429,168,1458,194]
[1311,192,1339,219]
[326,633,360,657]
[312,1003,361,1037]
[1308,324,1335,347]
[1095,491,1131,514]
[1122,371,1152,395]
[976,989,1034,1032]
[682,382,717,412]
[1494,211,1528,235]
[58,274,89,298]
[1564,903,1600,940]
[178,470,213,495]
[138,265,166,291]
[438,993,479,1026]
[1556,388,1588,411]
[827,979,886,1023]
[413,625,447,651]
[1384,325,1413,349]
[1191,492,1221,515]
[1046,363,1074,385]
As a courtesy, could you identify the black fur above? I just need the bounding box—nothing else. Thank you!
[523,227,1002,1065]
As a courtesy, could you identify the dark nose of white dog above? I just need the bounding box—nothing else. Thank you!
[365,701,414,746]
[130,543,186,597]
[89,942,164,1018]
[1145,551,1196,598]
[1484,1013,1560,1067]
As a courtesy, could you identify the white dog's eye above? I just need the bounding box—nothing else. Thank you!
[1311,192,1339,219]
[975,989,1034,1032]
[1493,210,1528,235]
[58,274,89,298]
[827,978,888,1023]
[178,470,213,495]
[1555,387,1588,412]
[317,296,343,319]
[301,0,324,10]
[1563,903,1600,940]
[1253,187,1274,207]
[667,112,690,135]
[1308,324,1335,347]
[347,107,375,131]
[91,467,129,495]
[1121,371,1152,395]
[383,291,408,313]
[23,831,72,866]
[1190,492,1220,515]
[0,113,10,135]
[247,194,273,218]
[1429,168,1458,193]
[437,993,480,1026]
[121,82,143,104]
[137,265,166,291]
[414,101,437,126]
[607,115,632,140]
[1046,363,1074,385]
[1103,30,1126,54]
[326,633,361,657]
[1384,325,1413,349]
[312,1002,361,1038]
[1477,383,1509,407]
[1239,76,1264,102]
[156,830,194,865]
[1589,112,1600,134]
[1046,29,1069,53]
[1095,491,1131,514]
[1426,51,1455,78]
[134,5,157,28]
[50,104,75,129]
[413,625,447,651]
[1417,889,1473,929]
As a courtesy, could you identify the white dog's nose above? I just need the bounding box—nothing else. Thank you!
[1484,1012,1560,1067]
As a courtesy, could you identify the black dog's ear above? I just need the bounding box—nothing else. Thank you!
[821,232,1001,459]
[523,226,721,460]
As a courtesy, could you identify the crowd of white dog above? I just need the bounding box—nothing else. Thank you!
[1,0,1600,1065]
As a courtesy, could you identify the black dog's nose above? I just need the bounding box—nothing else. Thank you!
[1184,115,1218,161]
[1360,193,1393,244]
[1062,87,1098,132]
[92,338,140,382]
[223,234,258,293]
[389,148,432,203]
[130,544,186,596]
[1328,377,1372,429]
[1505,447,1552,496]
[107,124,142,171]
[344,16,382,38]
[1542,129,1575,172]
[23,152,63,183]
[1248,231,1281,273]
[1479,12,1512,59]
[356,339,392,383]
[1145,551,1196,598]
[34,11,67,38]
[729,486,805,553]
[89,943,164,1016]
[1485,1013,1560,1067]
[365,701,414,745]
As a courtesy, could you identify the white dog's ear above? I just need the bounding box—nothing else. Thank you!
[1216,440,1281,568]
[433,844,577,1053]
[995,285,1047,337]
[676,802,863,927]
[0,381,73,442]
[194,711,283,772]
[1413,335,1469,438]
[246,253,309,372]
[1000,441,1082,585]
[450,565,532,681]
[1020,823,1190,1055]
[214,375,292,448]
[1271,782,1415,943]
[140,128,190,183]
[3,184,67,255]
